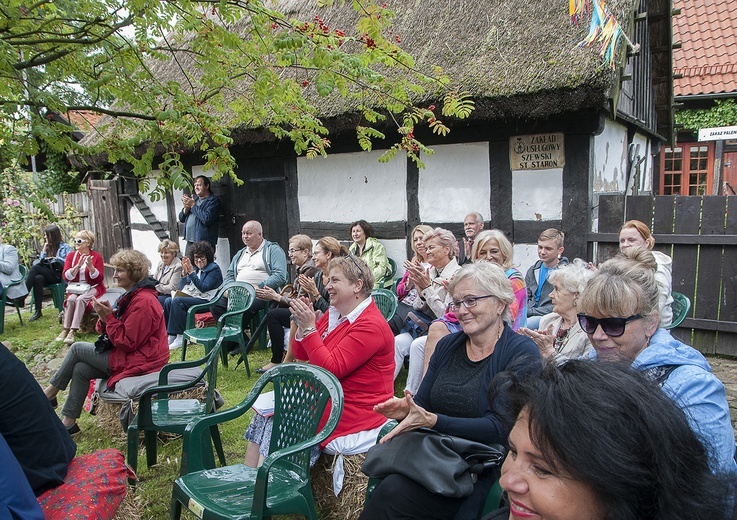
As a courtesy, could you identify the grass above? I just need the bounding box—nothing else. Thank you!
[1,304,408,519]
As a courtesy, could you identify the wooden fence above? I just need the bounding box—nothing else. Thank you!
[590,195,737,357]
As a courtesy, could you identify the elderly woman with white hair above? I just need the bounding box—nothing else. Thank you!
[394,228,461,383]
[153,238,182,308]
[518,258,595,362]
[362,263,541,520]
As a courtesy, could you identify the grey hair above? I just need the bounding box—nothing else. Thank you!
[423,227,458,259]
[548,258,594,295]
[448,262,514,323]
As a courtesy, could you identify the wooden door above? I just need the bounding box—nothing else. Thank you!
[723,152,737,195]
[88,179,131,285]
[228,157,290,252]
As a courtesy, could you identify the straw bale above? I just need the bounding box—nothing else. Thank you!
[310,452,368,520]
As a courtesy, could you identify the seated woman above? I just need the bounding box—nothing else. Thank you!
[0,233,29,305]
[244,256,394,472]
[57,230,106,345]
[483,360,734,520]
[405,229,524,394]
[254,234,320,373]
[578,247,737,477]
[389,224,433,334]
[164,241,223,350]
[44,250,170,435]
[349,220,391,289]
[360,263,541,520]
[153,239,182,308]
[23,224,72,321]
[517,258,594,363]
[395,228,461,385]
[618,219,673,326]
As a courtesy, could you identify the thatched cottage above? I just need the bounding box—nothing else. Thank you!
[79,0,674,273]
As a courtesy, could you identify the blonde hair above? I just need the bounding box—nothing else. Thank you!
[538,228,564,248]
[423,228,458,259]
[410,224,434,262]
[579,249,659,321]
[75,230,95,247]
[157,239,180,254]
[109,249,151,286]
[471,229,514,269]
[289,234,313,254]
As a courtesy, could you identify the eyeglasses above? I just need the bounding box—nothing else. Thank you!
[347,254,365,276]
[288,248,304,254]
[450,295,495,311]
[193,255,206,261]
[577,313,642,338]
[73,238,86,244]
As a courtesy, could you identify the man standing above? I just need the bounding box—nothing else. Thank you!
[458,212,484,265]
[212,221,288,349]
[179,175,221,252]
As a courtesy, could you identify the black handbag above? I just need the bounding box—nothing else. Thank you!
[361,428,505,498]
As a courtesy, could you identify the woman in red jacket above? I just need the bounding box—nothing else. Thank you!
[44,250,169,435]
[56,230,106,345]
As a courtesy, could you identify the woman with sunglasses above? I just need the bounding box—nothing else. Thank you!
[578,247,737,477]
[57,230,106,345]
[361,263,540,520]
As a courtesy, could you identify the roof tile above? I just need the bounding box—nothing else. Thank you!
[673,0,737,96]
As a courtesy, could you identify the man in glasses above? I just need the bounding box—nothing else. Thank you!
[178,175,221,253]
[211,220,288,352]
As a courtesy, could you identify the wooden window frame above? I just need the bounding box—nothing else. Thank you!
[659,142,715,195]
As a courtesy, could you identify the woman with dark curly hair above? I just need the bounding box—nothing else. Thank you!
[43,250,169,435]
[483,360,735,520]
[164,241,222,350]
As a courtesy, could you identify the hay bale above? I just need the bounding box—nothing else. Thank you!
[95,386,207,437]
[310,452,368,520]
[112,486,143,520]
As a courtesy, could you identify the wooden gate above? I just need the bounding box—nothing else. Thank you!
[88,179,131,285]
[591,195,737,356]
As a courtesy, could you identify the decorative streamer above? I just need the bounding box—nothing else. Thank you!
[570,0,638,68]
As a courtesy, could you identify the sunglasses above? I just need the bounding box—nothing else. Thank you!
[577,313,642,338]
[73,238,86,244]
[347,254,365,276]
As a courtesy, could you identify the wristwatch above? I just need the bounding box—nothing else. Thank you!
[302,326,317,337]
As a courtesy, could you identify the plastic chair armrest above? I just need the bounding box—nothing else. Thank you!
[157,354,211,385]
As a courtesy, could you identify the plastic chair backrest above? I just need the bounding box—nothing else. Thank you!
[265,364,344,481]
[665,292,691,329]
[371,289,398,321]
[387,258,397,279]
[221,282,256,330]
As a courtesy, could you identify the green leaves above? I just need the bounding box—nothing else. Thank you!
[2,0,475,192]
[676,99,737,132]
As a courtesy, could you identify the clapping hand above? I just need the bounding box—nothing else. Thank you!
[404,261,431,291]
[255,285,279,302]
[289,296,317,332]
[298,274,319,299]
[380,391,437,444]
[92,298,113,321]
[181,256,194,275]
[518,324,555,357]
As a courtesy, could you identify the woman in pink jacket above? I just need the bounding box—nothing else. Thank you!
[57,230,106,345]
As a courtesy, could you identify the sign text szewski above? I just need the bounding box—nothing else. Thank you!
[510,133,565,170]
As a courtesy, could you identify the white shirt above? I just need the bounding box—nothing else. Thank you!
[235,241,269,286]
[324,296,372,337]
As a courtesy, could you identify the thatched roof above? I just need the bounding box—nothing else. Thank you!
[79,0,641,154]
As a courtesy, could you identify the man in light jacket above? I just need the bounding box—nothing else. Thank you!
[211,221,288,350]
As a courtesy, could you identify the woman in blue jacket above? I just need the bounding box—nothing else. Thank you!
[164,241,222,350]
[578,246,737,478]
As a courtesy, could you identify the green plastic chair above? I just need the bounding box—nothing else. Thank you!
[0,265,27,334]
[30,280,66,313]
[372,288,398,321]
[665,292,691,330]
[170,363,344,520]
[127,336,228,485]
[181,282,256,375]
[249,306,269,350]
[377,258,397,289]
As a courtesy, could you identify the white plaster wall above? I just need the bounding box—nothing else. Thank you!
[417,142,490,223]
[593,119,628,193]
[511,169,563,221]
[513,244,538,277]
[383,239,408,278]
[297,151,406,223]
[630,133,653,194]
